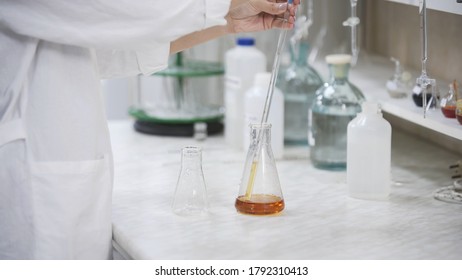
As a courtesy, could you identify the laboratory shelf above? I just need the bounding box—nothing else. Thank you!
[313,54,462,141]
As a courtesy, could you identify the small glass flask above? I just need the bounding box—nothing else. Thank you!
[386,57,412,98]
[308,54,365,170]
[172,146,209,216]
[440,83,457,119]
[411,82,438,108]
[276,34,323,145]
[235,123,284,215]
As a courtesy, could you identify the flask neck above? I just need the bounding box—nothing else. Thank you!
[328,63,350,83]
[250,124,272,145]
[181,146,202,169]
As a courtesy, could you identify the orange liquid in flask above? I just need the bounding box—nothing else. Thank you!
[235,194,284,215]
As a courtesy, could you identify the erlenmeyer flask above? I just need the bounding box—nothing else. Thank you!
[235,123,284,215]
[172,146,209,216]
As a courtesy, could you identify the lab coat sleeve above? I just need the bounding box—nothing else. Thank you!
[96,48,170,79]
[1,0,231,76]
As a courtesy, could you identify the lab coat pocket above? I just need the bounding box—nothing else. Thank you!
[29,155,112,260]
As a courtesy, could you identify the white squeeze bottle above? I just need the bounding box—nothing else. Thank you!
[244,72,284,159]
[225,37,266,150]
[347,101,392,200]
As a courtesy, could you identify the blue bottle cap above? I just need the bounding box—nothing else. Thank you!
[237,38,255,46]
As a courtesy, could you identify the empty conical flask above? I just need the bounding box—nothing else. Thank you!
[235,123,284,215]
[172,146,209,216]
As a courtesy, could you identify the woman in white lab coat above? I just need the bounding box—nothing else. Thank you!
[0,0,298,259]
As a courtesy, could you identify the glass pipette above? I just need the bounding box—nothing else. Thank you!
[343,0,360,66]
[244,0,293,200]
[416,0,436,118]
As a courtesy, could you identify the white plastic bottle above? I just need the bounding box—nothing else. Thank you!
[347,101,392,200]
[244,72,284,159]
[225,38,266,150]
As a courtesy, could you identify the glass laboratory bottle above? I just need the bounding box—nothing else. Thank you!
[308,54,364,170]
[172,146,209,216]
[440,83,457,118]
[277,37,323,145]
[235,124,284,215]
[347,102,391,200]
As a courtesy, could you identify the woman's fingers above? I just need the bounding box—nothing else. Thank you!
[251,0,299,16]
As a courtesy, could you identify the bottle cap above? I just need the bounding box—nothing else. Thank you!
[237,38,255,46]
[254,72,271,90]
[325,54,352,65]
[361,101,380,114]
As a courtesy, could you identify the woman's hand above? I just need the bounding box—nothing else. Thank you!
[226,0,300,33]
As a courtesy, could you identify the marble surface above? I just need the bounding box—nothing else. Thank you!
[109,121,462,260]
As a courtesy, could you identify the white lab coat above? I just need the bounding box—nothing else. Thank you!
[0,0,230,259]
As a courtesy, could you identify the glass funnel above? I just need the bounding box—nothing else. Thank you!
[235,123,284,215]
[172,146,209,216]
[308,54,364,170]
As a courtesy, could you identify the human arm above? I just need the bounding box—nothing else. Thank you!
[0,0,230,51]
[170,0,300,54]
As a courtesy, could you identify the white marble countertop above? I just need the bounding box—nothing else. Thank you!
[109,120,462,260]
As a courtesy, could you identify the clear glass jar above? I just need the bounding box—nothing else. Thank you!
[308,54,365,170]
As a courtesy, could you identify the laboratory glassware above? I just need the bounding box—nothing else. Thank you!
[172,146,209,216]
[130,51,225,136]
[225,37,266,150]
[308,54,364,170]
[386,57,412,98]
[343,0,360,66]
[440,82,458,118]
[413,0,437,117]
[242,0,292,202]
[235,123,284,215]
[277,5,323,145]
[245,72,284,159]
[347,102,391,200]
